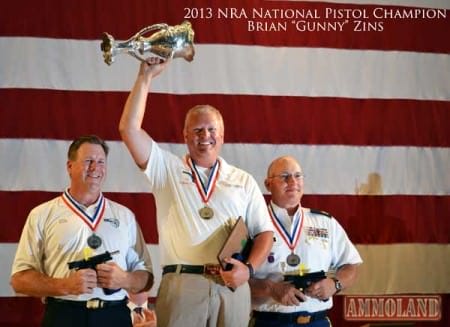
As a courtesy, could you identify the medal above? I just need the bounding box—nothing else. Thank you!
[186,156,220,220]
[87,233,102,249]
[268,204,305,268]
[286,253,301,267]
[62,190,106,250]
[199,206,214,219]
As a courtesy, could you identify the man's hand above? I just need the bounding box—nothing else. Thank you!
[96,262,128,290]
[67,268,97,295]
[220,257,250,289]
[139,57,171,80]
[133,308,157,327]
[272,281,306,306]
[305,277,336,301]
[249,277,306,306]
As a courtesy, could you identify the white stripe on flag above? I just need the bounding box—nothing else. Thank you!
[0,139,448,195]
[1,38,449,100]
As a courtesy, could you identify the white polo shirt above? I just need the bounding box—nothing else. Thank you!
[144,140,273,266]
[12,192,153,301]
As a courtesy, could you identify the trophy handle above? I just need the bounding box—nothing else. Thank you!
[132,23,174,62]
[134,23,169,39]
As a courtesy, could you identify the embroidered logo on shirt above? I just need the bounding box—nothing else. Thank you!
[182,170,194,182]
[104,217,120,228]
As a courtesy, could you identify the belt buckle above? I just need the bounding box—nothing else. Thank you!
[86,298,103,309]
[204,264,220,275]
[296,315,311,324]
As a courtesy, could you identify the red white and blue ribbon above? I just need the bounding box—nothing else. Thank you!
[61,190,105,231]
[186,156,220,205]
[268,203,304,253]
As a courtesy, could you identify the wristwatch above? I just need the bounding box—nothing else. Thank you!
[245,262,255,278]
[333,278,343,294]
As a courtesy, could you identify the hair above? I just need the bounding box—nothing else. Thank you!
[183,104,224,133]
[67,135,109,161]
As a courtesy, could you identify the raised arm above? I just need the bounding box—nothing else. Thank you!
[119,58,170,169]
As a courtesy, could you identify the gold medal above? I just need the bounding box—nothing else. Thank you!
[187,157,220,221]
[199,206,214,219]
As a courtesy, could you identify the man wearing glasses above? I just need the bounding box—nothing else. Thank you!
[249,156,362,327]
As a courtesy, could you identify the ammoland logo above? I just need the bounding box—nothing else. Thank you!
[344,295,441,321]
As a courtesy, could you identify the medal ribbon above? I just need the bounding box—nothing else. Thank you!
[186,156,220,205]
[62,190,105,231]
[268,203,304,253]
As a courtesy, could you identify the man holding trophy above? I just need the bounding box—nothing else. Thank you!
[116,22,274,327]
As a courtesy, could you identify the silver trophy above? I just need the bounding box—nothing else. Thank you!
[101,20,195,65]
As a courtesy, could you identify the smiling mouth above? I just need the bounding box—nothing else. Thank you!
[197,141,215,148]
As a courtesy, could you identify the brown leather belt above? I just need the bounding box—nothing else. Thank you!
[162,264,221,276]
[253,310,328,325]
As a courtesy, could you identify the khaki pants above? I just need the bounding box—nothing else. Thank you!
[156,273,251,327]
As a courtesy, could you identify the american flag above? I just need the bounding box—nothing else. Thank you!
[1,0,449,325]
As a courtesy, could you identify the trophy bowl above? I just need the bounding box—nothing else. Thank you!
[101,20,195,65]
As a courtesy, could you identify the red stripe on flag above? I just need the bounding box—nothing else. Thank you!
[301,194,450,244]
[1,89,449,146]
[2,191,449,244]
[0,1,448,53]
[0,191,158,244]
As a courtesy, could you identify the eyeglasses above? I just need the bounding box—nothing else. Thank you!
[269,172,305,182]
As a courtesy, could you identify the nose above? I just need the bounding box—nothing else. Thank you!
[286,174,296,181]
[198,128,209,138]
[88,161,97,170]
[285,174,298,183]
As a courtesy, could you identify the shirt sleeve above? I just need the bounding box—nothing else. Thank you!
[330,217,363,269]
[11,205,46,275]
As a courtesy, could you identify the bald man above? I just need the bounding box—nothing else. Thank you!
[249,156,362,327]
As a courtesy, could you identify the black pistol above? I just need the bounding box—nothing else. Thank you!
[68,250,120,295]
[284,270,326,290]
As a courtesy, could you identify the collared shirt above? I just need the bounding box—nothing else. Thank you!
[144,139,273,266]
[253,202,362,313]
[11,191,153,301]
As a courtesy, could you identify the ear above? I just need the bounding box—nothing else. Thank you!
[264,178,270,192]
[66,160,72,176]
